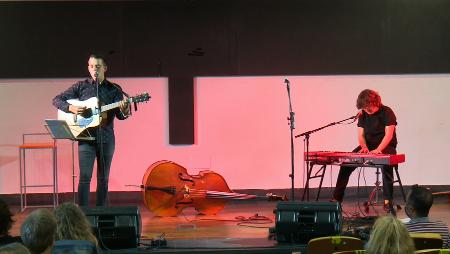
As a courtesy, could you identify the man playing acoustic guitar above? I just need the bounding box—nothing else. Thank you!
[53,54,131,207]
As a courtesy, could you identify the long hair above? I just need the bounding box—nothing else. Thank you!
[54,203,98,246]
[366,216,415,254]
[356,89,382,109]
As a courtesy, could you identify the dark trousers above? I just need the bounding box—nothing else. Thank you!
[78,140,115,206]
[333,146,396,202]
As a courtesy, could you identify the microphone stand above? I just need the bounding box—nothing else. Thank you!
[284,79,296,201]
[95,73,107,207]
[295,114,357,200]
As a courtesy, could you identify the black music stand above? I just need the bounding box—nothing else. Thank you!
[45,119,94,204]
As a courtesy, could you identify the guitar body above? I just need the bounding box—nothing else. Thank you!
[57,97,101,138]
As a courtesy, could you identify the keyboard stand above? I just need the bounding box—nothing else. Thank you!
[301,162,327,201]
[301,162,406,207]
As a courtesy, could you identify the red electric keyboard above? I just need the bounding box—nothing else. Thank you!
[301,151,406,201]
[305,151,406,166]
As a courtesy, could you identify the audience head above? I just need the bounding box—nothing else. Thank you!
[366,215,415,254]
[20,209,56,254]
[0,242,30,254]
[405,184,433,218]
[0,198,14,237]
[54,203,97,246]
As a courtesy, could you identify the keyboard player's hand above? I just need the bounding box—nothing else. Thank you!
[369,148,382,154]
[359,146,369,153]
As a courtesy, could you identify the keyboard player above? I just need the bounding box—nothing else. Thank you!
[332,89,398,212]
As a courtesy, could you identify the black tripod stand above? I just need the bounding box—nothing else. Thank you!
[363,166,401,216]
[296,114,359,201]
[363,167,383,211]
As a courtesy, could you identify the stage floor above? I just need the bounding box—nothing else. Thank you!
[8,197,450,253]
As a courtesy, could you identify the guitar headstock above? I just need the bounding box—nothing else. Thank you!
[131,93,151,103]
[266,193,288,201]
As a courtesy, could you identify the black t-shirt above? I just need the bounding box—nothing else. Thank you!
[357,105,397,151]
[0,235,22,246]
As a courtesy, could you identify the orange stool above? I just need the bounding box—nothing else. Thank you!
[19,133,58,211]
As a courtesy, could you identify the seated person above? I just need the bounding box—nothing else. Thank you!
[366,215,415,254]
[53,203,99,253]
[0,198,21,246]
[404,184,450,248]
[20,209,56,254]
[332,89,398,214]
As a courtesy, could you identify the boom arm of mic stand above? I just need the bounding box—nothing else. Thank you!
[295,122,336,138]
[295,114,356,138]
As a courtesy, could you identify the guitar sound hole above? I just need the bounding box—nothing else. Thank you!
[81,108,93,118]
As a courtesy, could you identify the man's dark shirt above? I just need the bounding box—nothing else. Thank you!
[52,78,127,143]
[357,105,397,151]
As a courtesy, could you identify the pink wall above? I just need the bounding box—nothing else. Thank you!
[1,75,449,195]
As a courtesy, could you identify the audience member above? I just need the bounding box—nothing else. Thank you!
[0,199,21,246]
[0,242,30,254]
[366,215,415,254]
[404,184,450,248]
[53,203,98,246]
[20,209,56,254]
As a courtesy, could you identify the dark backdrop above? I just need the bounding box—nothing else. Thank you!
[1,0,449,143]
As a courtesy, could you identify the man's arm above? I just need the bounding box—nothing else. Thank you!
[112,84,130,120]
[371,125,395,154]
[53,82,80,113]
[357,127,369,153]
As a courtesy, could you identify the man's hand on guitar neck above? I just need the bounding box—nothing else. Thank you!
[119,98,131,116]
[68,105,87,115]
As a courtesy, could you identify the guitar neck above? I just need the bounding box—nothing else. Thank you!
[100,101,120,112]
[100,98,131,113]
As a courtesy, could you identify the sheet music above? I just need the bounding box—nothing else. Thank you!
[45,119,94,141]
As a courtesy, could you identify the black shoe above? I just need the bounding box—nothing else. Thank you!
[383,201,397,216]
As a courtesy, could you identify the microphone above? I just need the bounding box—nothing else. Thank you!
[352,111,362,119]
[284,79,290,84]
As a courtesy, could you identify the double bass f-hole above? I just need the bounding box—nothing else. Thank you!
[140,185,176,195]
[178,172,195,184]
[175,199,194,208]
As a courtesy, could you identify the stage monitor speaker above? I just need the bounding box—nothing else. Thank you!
[274,201,342,243]
[81,206,141,250]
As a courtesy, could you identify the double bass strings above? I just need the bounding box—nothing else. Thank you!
[186,188,257,200]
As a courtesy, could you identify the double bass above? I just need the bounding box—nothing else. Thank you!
[141,160,285,216]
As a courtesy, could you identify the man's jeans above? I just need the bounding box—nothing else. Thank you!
[78,140,115,206]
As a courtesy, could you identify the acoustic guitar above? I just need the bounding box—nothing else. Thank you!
[57,93,150,138]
